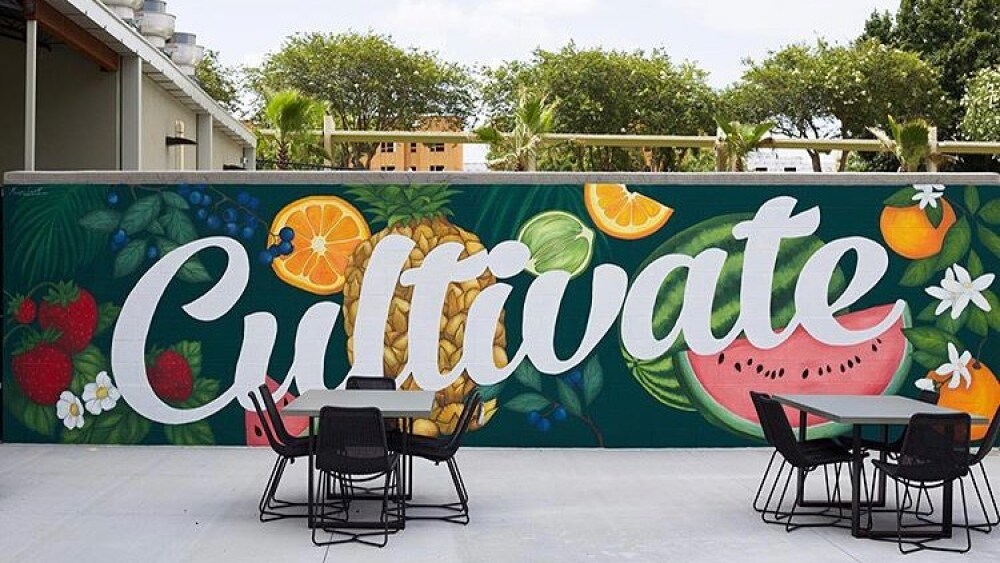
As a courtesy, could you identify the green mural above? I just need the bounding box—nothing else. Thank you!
[2,180,999,447]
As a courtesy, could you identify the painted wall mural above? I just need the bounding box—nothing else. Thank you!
[3,180,999,447]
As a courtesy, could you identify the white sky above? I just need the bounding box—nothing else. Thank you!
[166,0,900,88]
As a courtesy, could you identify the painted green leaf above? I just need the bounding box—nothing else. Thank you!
[22,400,57,437]
[899,256,943,287]
[916,302,937,322]
[902,327,961,357]
[79,209,121,232]
[937,217,971,266]
[984,292,1000,332]
[582,356,603,405]
[120,194,162,234]
[177,258,213,283]
[107,409,151,444]
[477,381,506,402]
[95,303,121,336]
[161,208,198,244]
[513,361,542,392]
[70,345,107,396]
[968,308,989,337]
[113,239,147,278]
[934,308,967,334]
[147,219,166,236]
[185,378,220,407]
[883,187,916,207]
[8,187,106,288]
[912,350,946,371]
[504,393,550,413]
[925,204,943,228]
[161,191,191,210]
[170,341,203,378]
[977,224,1000,260]
[968,250,984,278]
[965,186,981,214]
[556,379,583,417]
[165,421,215,445]
[978,200,1000,224]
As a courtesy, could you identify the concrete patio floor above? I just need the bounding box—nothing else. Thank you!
[1,445,998,562]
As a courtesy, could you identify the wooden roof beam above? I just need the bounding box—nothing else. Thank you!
[25,0,118,71]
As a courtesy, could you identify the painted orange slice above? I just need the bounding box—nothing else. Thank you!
[584,183,674,240]
[268,196,370,295]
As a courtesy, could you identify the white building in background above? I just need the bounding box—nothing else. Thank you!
[0,0,255,178]
[746,149,838,172]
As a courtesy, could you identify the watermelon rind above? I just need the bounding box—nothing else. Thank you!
[673,304,912,441]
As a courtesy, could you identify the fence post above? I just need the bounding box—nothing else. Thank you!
[323,115,335,167]
[927,126,939,173]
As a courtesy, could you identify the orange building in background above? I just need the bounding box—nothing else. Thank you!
[368,117,464,172]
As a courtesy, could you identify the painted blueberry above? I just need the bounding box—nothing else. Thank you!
[236,192,251,206]
[536,417,552,432]
[257,250,274,265]
[268,244,282,257]
[222,208,238,223]
[201,194,213,207]
[106,191,119,207]
[146,245,159,260]
[196,208,209,220]
[247,196,260,210]
[112,228,128,245]
[188,191,203,205]
[177,185,190,197]
[278,241,293,255]
[279,227,295,242]
[240,226,255,240]
[206,215,222,230]
[225,222,240,236]
[552,406,567,422]
[527,411,542,425]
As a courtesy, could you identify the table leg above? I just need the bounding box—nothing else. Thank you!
[402,417,410,526]
[852,425,862,537]
[308,415,315,529]
[796,410,807,505]
[877,424,888,505]
[943,480,954,536]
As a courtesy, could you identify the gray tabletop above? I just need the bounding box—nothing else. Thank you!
[283,390,437,418]
[774,394,989,425]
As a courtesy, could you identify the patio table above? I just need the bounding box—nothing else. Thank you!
[772,394,987,539]
[283,389,437,530]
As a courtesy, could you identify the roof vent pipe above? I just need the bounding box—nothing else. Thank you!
[102,0,143,23]
[138,1,176,49]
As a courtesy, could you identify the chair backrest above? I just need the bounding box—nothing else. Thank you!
[315,406,392,475]
[444,391,483,452]
[897,413,971,482]
[749,391,774,445]
[916,389,939,404]
[257,383,297,445]
[971,404,1000,464]
[248,390,289,455]
[345,376,396,391]
[755,395,813,468]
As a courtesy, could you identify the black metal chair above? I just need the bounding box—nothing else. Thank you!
[311,406,403,548]
[248,385,310,522]
[871,413,973,554]
[754,393,858,531]
[964,405,1000,533]
[749,391,855,516]
[345,376,396,390]
[389,391,482,525]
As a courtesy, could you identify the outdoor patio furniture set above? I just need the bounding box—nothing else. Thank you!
[248,376,476,547]
[753,391,1000,554]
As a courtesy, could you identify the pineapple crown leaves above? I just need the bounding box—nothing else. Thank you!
[43,281,81,307]
[347,184,459,227]
[13,328,63,355]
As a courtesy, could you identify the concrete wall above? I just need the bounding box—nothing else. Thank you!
[36,44,118,171]
[0,37,26,178]
[141,76,197,170]
[213,127,245,170]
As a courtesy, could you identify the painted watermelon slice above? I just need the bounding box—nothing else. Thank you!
[245,375,310,446]
[674,303,911,440]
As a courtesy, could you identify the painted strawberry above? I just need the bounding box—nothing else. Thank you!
[7,295,37,324]
[147,350,193,402]
[12,332,73,405]
[37,282,97,354]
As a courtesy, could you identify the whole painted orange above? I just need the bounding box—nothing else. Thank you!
[879,200,956,259]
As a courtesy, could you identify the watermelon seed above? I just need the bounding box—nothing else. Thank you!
[802,369,809,379]
[854,355,861,364]
[778,368,785,378]
[826,364,832,372]
[756,365,763,374]
[871,343,878,352]
[840,364,846,373]
[847,359,854,368]
[718,353,725,364]
[734,363,742,373]
[747,358,753,366]
[876,337,883,344]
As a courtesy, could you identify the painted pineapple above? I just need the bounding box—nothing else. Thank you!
[343,185,504,437]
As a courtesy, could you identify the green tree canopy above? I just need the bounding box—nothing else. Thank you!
[862,0,1000,133]
[726,40,948,170]
[961,66,1000,142]
[252,32,476,168]
[195,50,241,114]
[481,44,717,171]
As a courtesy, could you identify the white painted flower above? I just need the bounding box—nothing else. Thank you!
[925,264,995,319]
[911,184,945,209]
[56,391,85,430]
[914,378,937,392]
[935,342,973,390]
[82,371,120,415]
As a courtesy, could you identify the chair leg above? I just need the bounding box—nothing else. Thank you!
[753,450,779,513]
[895,480,973,554]
[405,457,471,524]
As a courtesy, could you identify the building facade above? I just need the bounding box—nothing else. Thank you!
[367,117,464,172]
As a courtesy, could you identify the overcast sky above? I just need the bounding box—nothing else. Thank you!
[166,0,900,88]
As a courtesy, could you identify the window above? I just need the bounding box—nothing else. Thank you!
[427,143,446,153]
[379,142,395,153]
[429,165,446,171]
[410,143,418,153]
[754,167,768,172]
[408,166,417,171]
[380,165,396,171]
[783,167,797,172]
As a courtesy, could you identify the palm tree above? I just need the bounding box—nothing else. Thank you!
[475,89,559,171]
[868,115,952,172]
[714,117,774,172]
[261,89,324,170]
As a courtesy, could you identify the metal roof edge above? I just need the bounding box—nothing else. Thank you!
[60,0,255,147]
[5,171,1000,186]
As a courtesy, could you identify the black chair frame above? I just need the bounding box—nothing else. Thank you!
[249,387,310,522]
